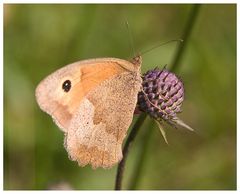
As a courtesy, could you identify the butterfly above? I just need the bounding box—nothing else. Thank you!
[35,56,142,169]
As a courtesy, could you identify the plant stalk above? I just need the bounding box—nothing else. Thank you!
[114,113,147,190]
[114,4,201,190]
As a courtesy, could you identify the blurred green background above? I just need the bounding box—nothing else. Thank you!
[4,4,236,190]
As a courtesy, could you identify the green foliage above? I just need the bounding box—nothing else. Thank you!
[4,4,236,190]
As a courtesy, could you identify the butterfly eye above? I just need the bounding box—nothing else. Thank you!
[62,80,71,92]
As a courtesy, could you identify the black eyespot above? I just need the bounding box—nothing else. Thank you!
[62,80,71,92]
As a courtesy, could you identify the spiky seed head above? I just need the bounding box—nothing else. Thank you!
[138,68,184,122]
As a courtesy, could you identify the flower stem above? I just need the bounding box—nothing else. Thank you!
[128,121,155,189]
[114,4,201,190]
[114,113,147,190]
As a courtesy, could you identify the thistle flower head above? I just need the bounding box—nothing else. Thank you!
[137,67,193,143]
[138,68,184,121]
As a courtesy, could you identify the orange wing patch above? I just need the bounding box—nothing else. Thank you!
[66,62,126,114]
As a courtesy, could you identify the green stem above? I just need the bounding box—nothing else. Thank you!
[114,113,147,190]
[128,121,155,189]
[171,4,201,72]
[114,4,201,190]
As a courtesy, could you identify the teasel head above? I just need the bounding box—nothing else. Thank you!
[137,67,194,143]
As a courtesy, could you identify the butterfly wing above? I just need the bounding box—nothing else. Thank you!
[36,58,135,131]
[35,58,142,168]
[65,70,141,168]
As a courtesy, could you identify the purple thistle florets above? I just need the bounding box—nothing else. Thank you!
[138,68,184,122]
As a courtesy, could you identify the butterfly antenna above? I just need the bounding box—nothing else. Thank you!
[125,20,136,57]
[139,39,184,56]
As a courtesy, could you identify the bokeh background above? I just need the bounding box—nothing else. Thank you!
[4,4,236,190]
